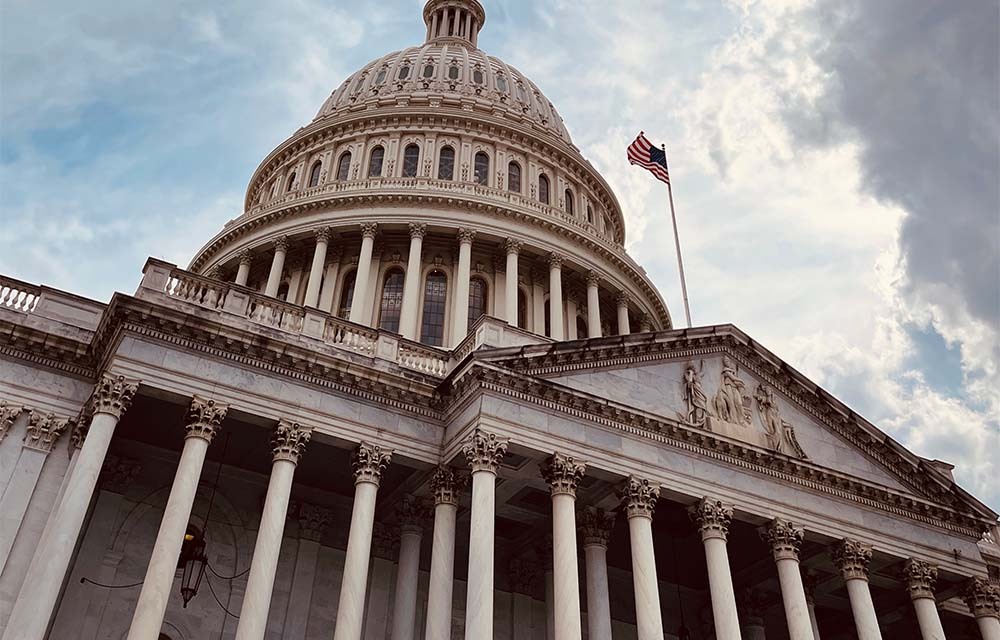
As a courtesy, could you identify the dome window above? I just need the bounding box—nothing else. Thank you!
[337,271,356,319]
[516,83,527,102]
[368,146,385,178]
[604,214,614,237]
[448,65,460,81]
[378,269,405,333]
[402,144,420,178]
[474,152,490,186]
[507,161,521,193]
[336,152,352,182]
[308,162,322,188]
[473,69,484,85]
[398,65,411,81]
[496,74,508,93]
[587,205,594,224]
[285,172,297,193]
[467,277,488,328]
[374,68,387,85]
[565,189,575,216]
[438,146,455,181]
[423,63,436,79]
[420,271,448,347]
[538,174,550,205]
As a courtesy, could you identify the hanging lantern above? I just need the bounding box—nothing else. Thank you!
[179,525,207,608]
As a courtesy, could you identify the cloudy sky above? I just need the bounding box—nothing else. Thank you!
[1,0,997,508]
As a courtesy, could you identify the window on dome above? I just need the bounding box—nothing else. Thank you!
[420,271,448,347]
[438,146,455,180]
[467,277,487,328]
[544,299,551,337]
[374,68,387,85]
[604,214,614,237]
[448,65,460,80]
[336,152,352,181]
[538,174,550,204]
[398,65,411,81]
[516,83,527,102]
[277,281,290,302]
[378,269,405,333]
[507,161,521,193]
[577,316,588,338]
[517,289,528,330]
[308,162,322,187]
[337,271,357,319]
[473,69,484,85]
[402,144,420,178]
[423,63,435,79]
[368,146,385,178]
[496,74,508,92]
[587,205,594,224]
[474,152,489,186]
[286,172,296,192]
[565,189,575,216]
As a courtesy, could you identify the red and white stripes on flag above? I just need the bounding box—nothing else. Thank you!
[627,132,671,184]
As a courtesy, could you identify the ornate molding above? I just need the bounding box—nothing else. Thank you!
[352,442,393,486]
[618,475,659,520]
[69,411,88,450]
[360,222,378,239]
[238,249,253,266]
[457,227,477,244]
[0,400,23,443]
[546,252,564,270]
[271,420,312,464]
[760,518,804,562]
[430,465,465,506]
[833,538,873,581]
[184,396,228,442]
[314,226,332,243]
[274,235,290,252]
[461,428,508,475]
[585,270,600,287]
[408,222,427,239]
[963,576,1000,620]
[689,497,734,541]
[298,503,334,542]
[504,238,523,256]
[90,374,139,420]
[24,411,69,453]
[902,558,938,601]
[615,291,631,307]
[577,506,615,548]
[539,452,586,497]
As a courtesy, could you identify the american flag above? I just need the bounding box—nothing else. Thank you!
[627,132,670,184]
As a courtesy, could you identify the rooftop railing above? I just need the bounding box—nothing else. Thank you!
[0,276,41,314]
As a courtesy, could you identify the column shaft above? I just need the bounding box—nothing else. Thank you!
[845,579,882,640]
[235,256,252,287]
[264,240,288,297]
[451,231,474,346]
[912,597,945,640]
[775,558,814,640]
[617,296,631,335]
[0,446,48,573]
[348,229,376,324]
[548,258,564,341]
[977,617,1000,640]
[704,536,741,640]
[505,243,520,326]
[399,228,425,340]
[465,471,496,640]
[583,544,612,640]
[808,603,822,640]
[628,516,663,640]
[425,502,457,640]
[390,528,422,640]
[552,493,581,639]
[586,277,601,338]
[303,233,330,308]
[333,481,379,640]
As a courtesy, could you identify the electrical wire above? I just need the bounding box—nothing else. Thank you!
[80,577,144,589]
[205,574,240,619]
[208,563,250,581]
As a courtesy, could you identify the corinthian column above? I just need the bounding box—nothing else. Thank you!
[902,559,945,640]
[964,577,1000,640]
[578,507,614,640]
[760,519,813,640]
[399,223,427,340]
[462,429,508,640]
[265,236,289,297]
[451,228,476,346]
[333,442,393,640]
[585,271,602,338]
[127,397,228,640]
[504,239,522,327]
[235,250,253,286]
[616,291,631,335]
[689,498,741,640]
[3,374,138,640]
[832,539,882,640]
[349,223,378,324]
[619,476,663,640]
[425,466,463,640]
[304,227,331,308]
[235,421,311,640]
[548,254,565,341]
[391,496,426,640]
[540,453,586,640]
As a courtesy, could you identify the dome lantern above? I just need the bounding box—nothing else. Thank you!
[423,0,486,48]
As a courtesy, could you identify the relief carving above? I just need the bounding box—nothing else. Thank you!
[680,362,710,428]
[754,384,807,458]
[713,356,751,427]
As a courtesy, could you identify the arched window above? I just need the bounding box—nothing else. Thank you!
[587,205,594,224]
[420,271,448,347]
[496,74,508,93]
[378,269,405,333]
[448,64,460,80]
[474,152,489,186]
[423,63,436,79]
[336,152,352,181]
[308,162,322,187]
[467,277,487,329]
[538,174,550,204]
[604,214,614,237]
[576,316,588,339]
[286,172,297,192]
[374,68,387,85]
[398,65,411,81]
[517,289,528,330]
[402,144,420,178]
[507,162,521,193]
[544,298,552,337]
[368,146,385,178]
[565,189,575,216]
[337,271,357,319]
[438,146,455,180]
[276,281,290,302]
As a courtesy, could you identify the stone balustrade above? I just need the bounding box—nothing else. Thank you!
[0,276,41,314]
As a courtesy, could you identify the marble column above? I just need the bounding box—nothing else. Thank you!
[425,466,463,640]
[264,235,289,297]
[585,271,602,339]
[391,496,426,640]
[283,504,332,640]
[618,476,664,640]
[738,589,768,640]
[399,223,427,340]
[902,559,945,640]
[540,453,585,640]
[616,291,631,335]
[547,254,565,341]
[333,442,393,640]
[0,411,69,573]
[303,227,331,308]
[832,539,882,640]
[462,429,509,640]
[578,507,614,640]
[235,249,253,286]
[235,421,312,640]
[127,397,228,640]
[760,519,813,640]
[964,577,1000,640]
[505,239,522,327]
[451,228,476,346]
[348,223,378,324]
[803,572,822,640]
[2,374,138,640]
[689,497,741,640]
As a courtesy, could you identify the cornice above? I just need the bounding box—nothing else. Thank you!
[0,320,96,379]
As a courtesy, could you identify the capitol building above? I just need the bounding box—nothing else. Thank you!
[0,1,998,639]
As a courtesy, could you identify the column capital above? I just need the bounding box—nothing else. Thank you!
[298,503,334,542]
[205,265,222,279]
[540,452,586,497]
[0,400,23,443]
[615,290,631,308]
[457,227,477,244]
[274,235,290,252]
[396,494,428,533]
[352,441,393,485]
[89,374,139,420]
[184,396,228,442]
[547,252,564,270]
[430,465,465,506]
[408,222,428,239]
[688,497,734,541]
[504,238,523,255]
[24,410,69,453]
[832,538,873,581]
[902,558,938,601]
[963,576,1000,620]
[69,411,88,450]
[617,475,660,520]
[360,222,378,239]
[639,313,653,332]
[585,270,601,287]
[271,420,312,465]
[314,226,332,243]
[760,518,804,561]
[238,249,253,267]
[461,428,508,474]
[577,506,615,548]
[99,453,143,494]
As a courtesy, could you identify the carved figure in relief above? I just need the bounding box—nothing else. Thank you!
[681,362,710,427]
[754,383,807,458]
[714,356,751,426]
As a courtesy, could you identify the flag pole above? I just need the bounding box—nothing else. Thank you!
[663,144,693,328]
